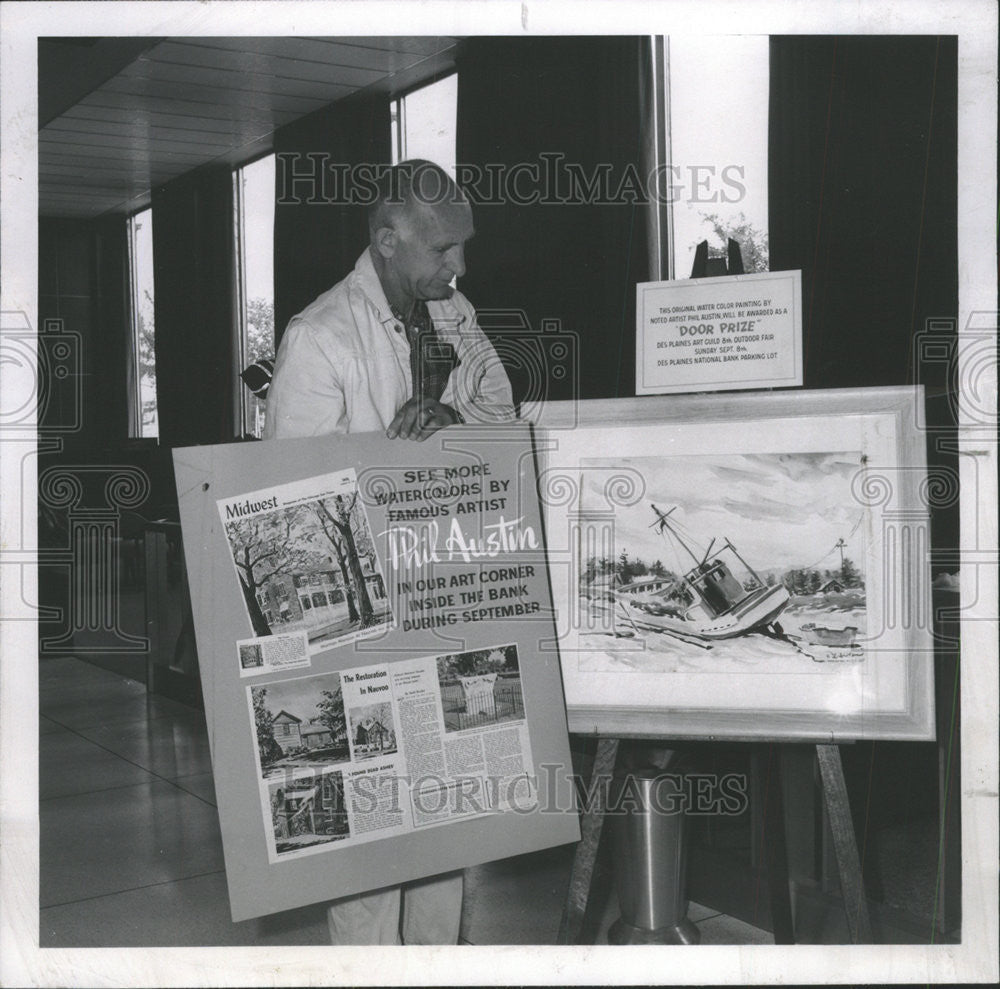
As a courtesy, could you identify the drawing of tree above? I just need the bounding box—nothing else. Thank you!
[252,687,283,765]
[225,511,311,635]
[315,687,346,744]
[136,288,157,430]
[840,557,863,589]
[441,646,512,677]
[310,494,377,626]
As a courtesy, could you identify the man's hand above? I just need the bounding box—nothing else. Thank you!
[386,398,461,441]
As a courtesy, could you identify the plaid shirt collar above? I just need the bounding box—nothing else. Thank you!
[352,250,459,401]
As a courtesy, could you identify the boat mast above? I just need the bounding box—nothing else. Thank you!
[724,539,765,585]
[650,504,702,568]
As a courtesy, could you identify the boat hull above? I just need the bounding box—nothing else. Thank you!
[620,584,790,641]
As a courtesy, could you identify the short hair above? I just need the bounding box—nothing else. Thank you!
[368,159,467,238]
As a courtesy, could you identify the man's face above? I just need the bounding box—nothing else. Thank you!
[391,201,474,302]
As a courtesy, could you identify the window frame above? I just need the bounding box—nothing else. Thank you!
[658,34,771,280]
[232,165,250,436]
[231,152,276,439]
[390,70,459,165]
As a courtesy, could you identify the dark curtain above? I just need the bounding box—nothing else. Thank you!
[456,37,650,402]
[272,95,391,346]
[151,165,236,447]
[769,41,961,930]
[768,36,957,390]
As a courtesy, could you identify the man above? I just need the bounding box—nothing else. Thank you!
[265,159,514,440]
[264,161,514,945]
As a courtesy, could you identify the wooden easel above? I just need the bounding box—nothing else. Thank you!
[558,236,878,945]
[557,736,873,945]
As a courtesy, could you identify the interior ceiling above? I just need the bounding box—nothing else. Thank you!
[38,36,460,220]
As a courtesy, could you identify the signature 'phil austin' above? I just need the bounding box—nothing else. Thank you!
[380,515,539,568]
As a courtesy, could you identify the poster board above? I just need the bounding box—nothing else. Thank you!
[173,423,578,921]
[537,386,935,741]
[635,270,803,395]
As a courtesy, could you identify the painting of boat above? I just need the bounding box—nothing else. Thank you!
[614,504,790,643]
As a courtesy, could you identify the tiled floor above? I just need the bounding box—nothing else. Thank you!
[40,654,773,947]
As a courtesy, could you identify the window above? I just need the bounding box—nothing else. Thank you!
[391,74,458,176]
[665,36,769,277]
[127,208,157,439]
[233,154,276,438]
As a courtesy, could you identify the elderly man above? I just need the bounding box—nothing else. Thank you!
[264,161,514,945]
[265,159,514,440]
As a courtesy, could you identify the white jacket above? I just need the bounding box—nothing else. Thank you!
[264,250,515,438]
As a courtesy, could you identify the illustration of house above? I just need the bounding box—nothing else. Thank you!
[300,722,335,750]
[354,716,394,752]
[618,574,674,596]
[819,578,845,594]
[257,567,347,625]
[271,710,303,752]
[365,570,386,600]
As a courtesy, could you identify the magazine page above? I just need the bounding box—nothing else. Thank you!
[218,468,392,657]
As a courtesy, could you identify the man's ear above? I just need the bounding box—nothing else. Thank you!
[373,226,397,259]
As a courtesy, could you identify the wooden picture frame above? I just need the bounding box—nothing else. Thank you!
[535,386,935,741]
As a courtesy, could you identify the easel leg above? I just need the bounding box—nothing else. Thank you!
[816,743,874,944]
[557,737,619,945]
[751,744,795,944]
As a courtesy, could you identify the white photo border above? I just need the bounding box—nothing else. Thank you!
[2,2,995,986]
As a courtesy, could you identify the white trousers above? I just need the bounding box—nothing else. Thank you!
[325,871,464,945]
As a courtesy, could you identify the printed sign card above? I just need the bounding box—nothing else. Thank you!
[635,269,803,395]
[174,423,578,921]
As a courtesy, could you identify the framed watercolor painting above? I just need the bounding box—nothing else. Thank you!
[535,386,935,741]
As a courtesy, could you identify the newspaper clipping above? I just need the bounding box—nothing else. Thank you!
[218,468,392,654]
[248,642,534,862]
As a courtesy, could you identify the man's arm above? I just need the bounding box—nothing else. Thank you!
[439,297,516,426]
[264,320,347,439]
[459,338,516,424]
[389,339,514,440]
[386,397,461,441]
[387,296,514,441]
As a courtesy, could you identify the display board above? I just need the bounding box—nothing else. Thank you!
[537,386,935,741]
[174,423,578,921]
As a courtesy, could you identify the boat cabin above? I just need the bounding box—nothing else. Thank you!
[687,559,751,617]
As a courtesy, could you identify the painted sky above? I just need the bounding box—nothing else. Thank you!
[581,452,866,576]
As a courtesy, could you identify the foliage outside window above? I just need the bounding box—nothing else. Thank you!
[234,154,276,438]
[127,208,157,439]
